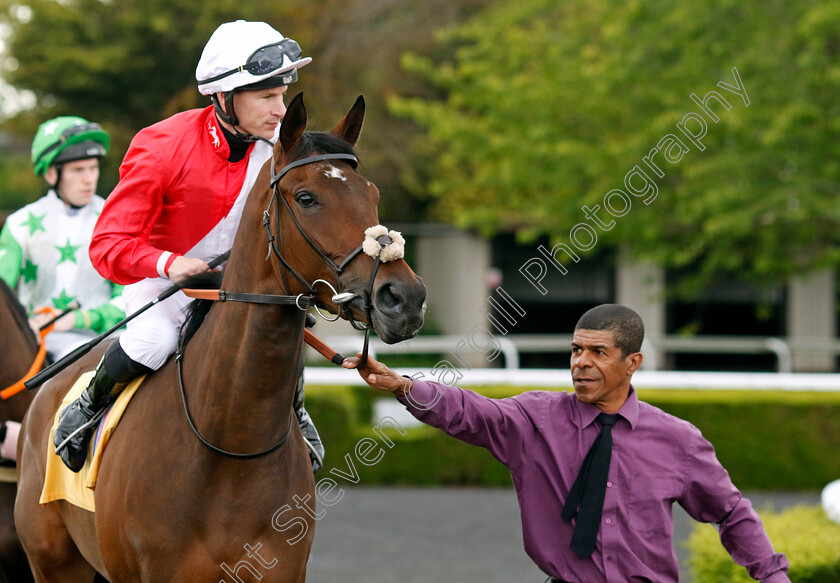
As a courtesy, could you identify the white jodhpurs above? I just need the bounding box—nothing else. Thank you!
[118,278,193,371]
[46,329,99,361]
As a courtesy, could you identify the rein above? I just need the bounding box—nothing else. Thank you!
[175,151,402,459]
[175,352,294,459]
[179,288,313,310]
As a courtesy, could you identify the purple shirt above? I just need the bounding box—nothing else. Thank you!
[399,381,789,583]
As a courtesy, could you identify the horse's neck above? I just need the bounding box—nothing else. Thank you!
[0,301,37,360]
[0,290,38,356]
[0,302,39,418]
[181,273,305,448]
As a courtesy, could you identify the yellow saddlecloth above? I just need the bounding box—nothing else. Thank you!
[39,372,145,512]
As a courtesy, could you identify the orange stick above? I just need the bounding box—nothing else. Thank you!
[1,308,57,400]
[304,329,346,366]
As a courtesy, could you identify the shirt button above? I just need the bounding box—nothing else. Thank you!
[605,519,612,524]
[607,481,612,487]
[607,556,613,561]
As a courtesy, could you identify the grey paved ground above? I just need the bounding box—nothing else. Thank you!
[306,487,819,583]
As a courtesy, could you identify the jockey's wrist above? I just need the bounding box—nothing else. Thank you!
[73,309,92,330]
[163,253,180,278]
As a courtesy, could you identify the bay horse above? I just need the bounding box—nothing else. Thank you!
[0,279,38,582]
[15,93,427,582]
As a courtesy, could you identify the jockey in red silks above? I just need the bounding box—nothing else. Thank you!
[53,20,325,474]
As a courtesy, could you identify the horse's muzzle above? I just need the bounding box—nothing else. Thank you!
[371,277,426,344]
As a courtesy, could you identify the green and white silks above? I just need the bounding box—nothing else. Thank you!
[0,190,124,341]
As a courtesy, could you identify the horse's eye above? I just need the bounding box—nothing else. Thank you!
[295,192,317,208]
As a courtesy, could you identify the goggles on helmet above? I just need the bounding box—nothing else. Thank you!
[35,122,106,168]
[198,39,302,86]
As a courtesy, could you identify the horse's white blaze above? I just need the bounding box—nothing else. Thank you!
[321,164,347,182]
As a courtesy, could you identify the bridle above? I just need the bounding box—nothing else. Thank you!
[177,150,403,459]
[263,152,403,363]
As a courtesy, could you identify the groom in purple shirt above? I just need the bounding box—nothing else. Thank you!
[343,304,790,583]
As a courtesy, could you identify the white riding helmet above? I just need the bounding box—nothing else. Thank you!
[196,20,311,95]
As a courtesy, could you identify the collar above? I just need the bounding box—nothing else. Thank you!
[572,385,640,431]
[218,121,251,163]
[202,107,232,160]
[47,189,89,214]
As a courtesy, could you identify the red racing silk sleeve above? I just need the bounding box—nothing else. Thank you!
[89,130,172,285]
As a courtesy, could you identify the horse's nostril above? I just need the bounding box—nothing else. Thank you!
[370,278,426,343]
[375,283,402,315]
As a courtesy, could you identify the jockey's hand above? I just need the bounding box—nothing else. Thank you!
[168,256,211,283]
[342,353,413,397]
[29,309,75,336]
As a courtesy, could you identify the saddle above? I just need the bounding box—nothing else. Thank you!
[40,371,145,511]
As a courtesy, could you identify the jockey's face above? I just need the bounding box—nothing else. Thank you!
[220,85,289,140]
[47,158,100,208]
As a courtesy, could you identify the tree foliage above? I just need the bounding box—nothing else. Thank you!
[390,0,840,289]
[0,0,284,205]
[0,0,492,219]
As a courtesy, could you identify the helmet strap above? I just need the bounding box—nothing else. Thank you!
[232,127,264,143]
[44,164,61,189]
[211,92,238,127]
[224,91,238,127]
[211,91,269,144]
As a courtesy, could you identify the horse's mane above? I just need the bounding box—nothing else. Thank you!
[0,278,38,347]
[177,132,358,350]
[178,269,224,352]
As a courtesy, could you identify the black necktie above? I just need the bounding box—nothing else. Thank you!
[561,412,618,558]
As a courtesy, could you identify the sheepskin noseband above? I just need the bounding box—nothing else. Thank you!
[362,225,405,262]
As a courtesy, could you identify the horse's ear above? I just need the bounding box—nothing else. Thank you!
[330,95,365,146]
[279,91,307,154]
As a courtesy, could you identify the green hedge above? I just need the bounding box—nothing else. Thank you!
[637,389,840,490]
[686,505,840,582]
[305,385,840,490]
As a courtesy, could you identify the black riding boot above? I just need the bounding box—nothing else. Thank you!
[294,362,324,474]
[53,341,151,472]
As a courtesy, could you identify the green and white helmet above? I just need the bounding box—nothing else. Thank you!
[31,116,109,176]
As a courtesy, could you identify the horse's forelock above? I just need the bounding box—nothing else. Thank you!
[290,131,358,164]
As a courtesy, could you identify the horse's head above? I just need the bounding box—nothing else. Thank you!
[257,93,426,343]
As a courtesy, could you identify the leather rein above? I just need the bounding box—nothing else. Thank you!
[176,151,395,459]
